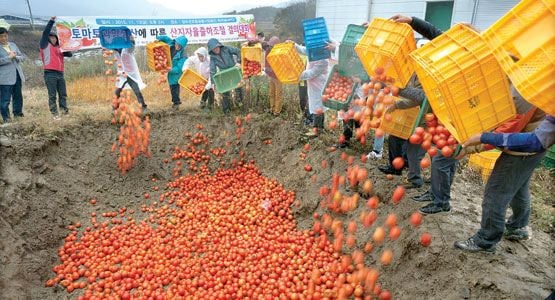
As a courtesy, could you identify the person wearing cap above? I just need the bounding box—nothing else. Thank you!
[40,16,73,120]
[0,27,26,123]
[264,36,283,116]
[207,38,242,116]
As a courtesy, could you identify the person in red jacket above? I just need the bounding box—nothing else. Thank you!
[40,16,72,120]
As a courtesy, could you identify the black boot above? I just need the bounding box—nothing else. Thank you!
[314,114,324,130]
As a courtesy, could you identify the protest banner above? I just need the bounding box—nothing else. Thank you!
[56,15,256,51]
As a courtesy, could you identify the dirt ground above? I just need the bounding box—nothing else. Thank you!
[0,108,553,300]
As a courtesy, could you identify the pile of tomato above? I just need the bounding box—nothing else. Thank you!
[243,58,262,77]
[188,81,205,96]
[153,47,170,72]
[110,92,151,174]
[322,72,355,103]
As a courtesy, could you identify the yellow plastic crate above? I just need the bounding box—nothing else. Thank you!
[178,68,208,96]
[354,18,416,88]
[379,100,420,140]
[241,44,265,76]
[146,42,172,72]
[482,0,555,116]
[266,42,306,84]
[410,24,516,143]
[468,150,502,182]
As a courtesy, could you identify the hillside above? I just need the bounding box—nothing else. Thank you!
[225,5,280,36]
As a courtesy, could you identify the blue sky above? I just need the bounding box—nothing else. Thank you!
[2,0,286,18]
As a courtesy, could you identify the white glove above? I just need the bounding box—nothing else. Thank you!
[205,82,212,90]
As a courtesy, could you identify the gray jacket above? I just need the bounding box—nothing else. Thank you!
[0,42,26,85]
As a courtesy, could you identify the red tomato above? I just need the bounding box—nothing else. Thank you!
[441,146,454,157]
[420,157,431,168]
[392,157,405,170]
[409,134,422,145]
[392,186,405,203]
[421,233,432,247]
[410,211,422,227]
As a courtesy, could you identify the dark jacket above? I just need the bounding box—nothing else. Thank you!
[40,20,72,57]
[392,17,443,124]
[207,38,241,82]
[410,17,444,41]
[156,35,188,85]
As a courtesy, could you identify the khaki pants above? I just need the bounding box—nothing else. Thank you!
[269,77,283,114]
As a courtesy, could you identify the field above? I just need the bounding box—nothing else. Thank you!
[0,69,553,299]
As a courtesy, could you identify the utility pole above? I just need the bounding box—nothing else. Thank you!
[25,0,35,30]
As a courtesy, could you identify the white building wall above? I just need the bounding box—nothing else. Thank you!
[473,0,520,31]
[316,0,520,39]
[315,0,369,42]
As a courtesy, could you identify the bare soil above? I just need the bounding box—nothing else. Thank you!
[0,109,553,299]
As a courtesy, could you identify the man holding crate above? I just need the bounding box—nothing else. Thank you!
[207,38,243,116]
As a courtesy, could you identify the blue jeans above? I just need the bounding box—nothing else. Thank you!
[407,142,427,186]
[430,153,458,206]
[373,135,384,153]
[387,135,407,166]
[0,71,23,122]
[473,152,545,248]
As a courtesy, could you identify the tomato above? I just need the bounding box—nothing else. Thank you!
[420,233,432,247]
[385,214,397,228]
[409,134,422,145]
[389,226,401,241]
[420,157,431,169]
[441,146,454,157]
[373,227,386,243]
[392,157,405,170]
[380,249,393,265]
[367,196,379,209]
[410,212,422,227]
[391,186,405,204]
[379,290,393,300]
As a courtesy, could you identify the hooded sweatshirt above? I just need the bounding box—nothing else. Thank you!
[156,35,188,85]
[207,38,241,83]
[182,47,211,81]
[40,20,72,72]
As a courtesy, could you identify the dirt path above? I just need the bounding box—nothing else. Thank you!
[0,110,553,299]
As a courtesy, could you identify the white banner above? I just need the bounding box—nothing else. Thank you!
[55,15,257,51]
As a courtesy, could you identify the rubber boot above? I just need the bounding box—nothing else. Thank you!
[306,114,324,137]
[221,95,231,116]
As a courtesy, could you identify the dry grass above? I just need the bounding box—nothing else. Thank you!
[5,72,305,133]
[7,73,201,133]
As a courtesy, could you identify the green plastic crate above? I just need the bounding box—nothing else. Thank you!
[542,156,554,169]
[546,145,555,159]
[542,145,555,169]
[338,24,369,81]
[323,64,359,111]
[213,66,243,93]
